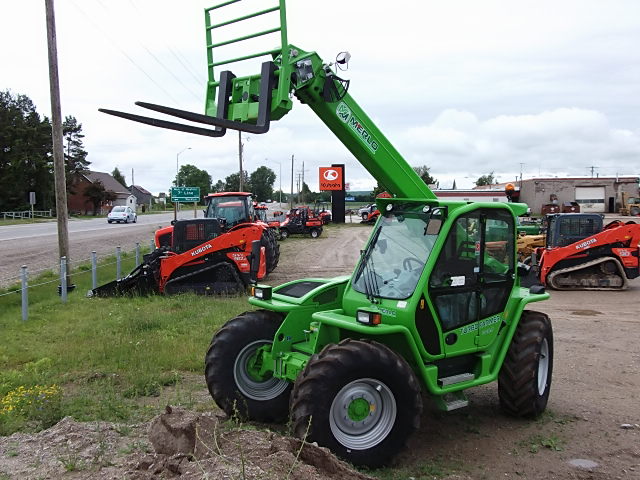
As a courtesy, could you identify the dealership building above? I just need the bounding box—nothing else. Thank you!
[517,176,639,213]
[445,176,639,214]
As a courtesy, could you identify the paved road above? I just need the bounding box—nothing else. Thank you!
[0,210,200,287]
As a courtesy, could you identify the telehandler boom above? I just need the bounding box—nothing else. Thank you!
[101,0,553,467]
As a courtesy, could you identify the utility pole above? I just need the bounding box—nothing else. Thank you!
[46,0,71,288]
[290,154,294,209]
[131,168,134,186]
[238,131,244,192]
[519,162,525,188]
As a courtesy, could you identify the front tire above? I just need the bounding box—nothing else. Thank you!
[280,228,289,240]
[498,310,553,418]
[261,229,280,273]
[205,310,291,422]
[361,212,368,221]
[310,227,320,239]
[290,339,422,468]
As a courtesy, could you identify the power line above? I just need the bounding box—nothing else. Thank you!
[69,0,179,104]
[90,0,202,102]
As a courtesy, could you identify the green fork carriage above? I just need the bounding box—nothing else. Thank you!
[101,0,553,467]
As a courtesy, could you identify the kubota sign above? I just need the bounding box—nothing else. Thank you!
[319,167,343,191]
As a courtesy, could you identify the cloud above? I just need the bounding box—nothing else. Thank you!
[400,108,640,187]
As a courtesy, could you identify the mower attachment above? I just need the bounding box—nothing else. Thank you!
[99,62,277,137]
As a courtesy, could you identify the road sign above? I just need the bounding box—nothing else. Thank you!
[171,186,200,202]
[29,192,36,205]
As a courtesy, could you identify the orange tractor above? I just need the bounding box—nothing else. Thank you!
[527,214,640,290]
[92,192,279,296]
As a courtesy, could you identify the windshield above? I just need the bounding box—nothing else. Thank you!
[112,207,125,212]
[352,210,441,300]
[205,195,251,226]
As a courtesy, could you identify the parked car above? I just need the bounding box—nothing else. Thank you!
[357,203,376,220]
[107,206,137,224]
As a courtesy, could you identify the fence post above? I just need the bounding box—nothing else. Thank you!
[91,251,97,290]
[60,256,68,303]
[135,242,140,266]
[116,246,121,280]
[21,265,28,321]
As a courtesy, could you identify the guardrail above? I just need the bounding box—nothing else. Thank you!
[1,240,156,321]
[2,210,53,220]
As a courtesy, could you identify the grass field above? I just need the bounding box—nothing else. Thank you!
[0,249,251,435]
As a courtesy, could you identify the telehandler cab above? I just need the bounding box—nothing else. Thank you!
[100,0,553,467]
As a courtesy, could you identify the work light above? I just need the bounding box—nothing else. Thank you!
[357,310,381,326]
[251,285,272,300]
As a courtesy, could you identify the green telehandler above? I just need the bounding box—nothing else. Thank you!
[101,0,553,467]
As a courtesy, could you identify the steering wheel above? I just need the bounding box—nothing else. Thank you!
[403,257,423,271]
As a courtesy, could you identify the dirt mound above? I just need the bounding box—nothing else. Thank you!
[0,407,374,480]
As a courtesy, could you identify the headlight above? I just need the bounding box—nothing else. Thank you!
[356,310,381,325]
[251,285,272,300]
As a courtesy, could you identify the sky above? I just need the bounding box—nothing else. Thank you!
[2,0,640,195]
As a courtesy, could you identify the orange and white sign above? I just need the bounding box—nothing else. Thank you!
[319,167,343,191]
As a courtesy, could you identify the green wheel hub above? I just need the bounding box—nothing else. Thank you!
[233,340,289,401]
[329,378,397,450]
[347,397,372,422]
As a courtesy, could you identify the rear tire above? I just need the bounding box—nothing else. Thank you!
[498,310,553,418]
[290,339,422,468]
[205,310,291,422]
[261,229,280,273]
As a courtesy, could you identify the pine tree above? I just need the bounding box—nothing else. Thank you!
[112,167,127,188]
[63,116,90,194]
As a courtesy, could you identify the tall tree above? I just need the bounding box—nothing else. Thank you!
[224,171,250,193]
[83,180,116,215]
[176,164,212,202]
[211,179,225,193]
[112,167,126,187]
[249,166,276,202]
[63,115,89,194]
[0,90,54,211]
[413,165,436,186]
[475,172,496,187]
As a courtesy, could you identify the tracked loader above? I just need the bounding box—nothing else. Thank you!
[530,214,640,290]
[99,0,556,467]
[91,192,278,296]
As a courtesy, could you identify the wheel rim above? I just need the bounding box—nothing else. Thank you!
[537,338,550,395]
[233,340,289,401]
[329,378,397,450]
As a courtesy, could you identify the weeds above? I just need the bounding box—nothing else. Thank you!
[521,434,564,453]
[59,445,84,472]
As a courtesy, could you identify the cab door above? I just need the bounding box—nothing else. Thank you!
[428,208,515,355]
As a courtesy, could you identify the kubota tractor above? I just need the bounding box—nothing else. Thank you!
[528,213,640,290]
[100,0,554,467]
[92,192,279,296]
[313,200,332,224]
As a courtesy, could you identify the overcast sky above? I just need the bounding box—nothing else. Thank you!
[2,0,640,195]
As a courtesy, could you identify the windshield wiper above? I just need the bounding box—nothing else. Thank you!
[364,255,381,303]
